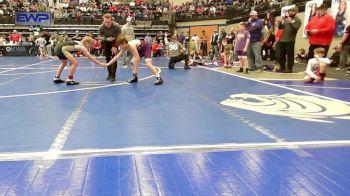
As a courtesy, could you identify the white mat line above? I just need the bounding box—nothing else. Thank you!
[0,59,55,74]
[1,140,350,161]
[200,66,350,105]
[281,84,350,90]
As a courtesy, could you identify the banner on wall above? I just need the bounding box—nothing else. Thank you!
[303,0,323,37]
[331,0,350,36]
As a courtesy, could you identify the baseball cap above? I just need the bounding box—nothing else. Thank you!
[249,10,257,16]
[289,6,298,12]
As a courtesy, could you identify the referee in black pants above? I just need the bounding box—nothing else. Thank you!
[99,13,122,82]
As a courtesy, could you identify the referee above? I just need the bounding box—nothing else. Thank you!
[99,13,122,82]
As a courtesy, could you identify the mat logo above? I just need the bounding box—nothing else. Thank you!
[221,93,350,123]
[15,12,50,26]
[5,47,11,52]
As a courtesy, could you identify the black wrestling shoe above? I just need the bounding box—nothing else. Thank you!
[127,75,138,83]
[66,80,79,85]
[236,68,243,72]
[53,78,65,83]
[106,76,112,80]
[184,66,191,70]
[154,77,163,85]
[110,78,116,82]
[168,65,175,69]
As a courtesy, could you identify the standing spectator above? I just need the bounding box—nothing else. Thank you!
[121,17,135,67]
[227,28,236,64]
[98,13,122,82]
[35,37,47,59]
[178,32,186,45]
[39,30,52,57]
[72,30,82,41]
[278,7,302,73]
[144,33,153,44]
[156,31,164,44]
[247,11,263,71]
[264,12,275,30]
[335,0,350,37]
[235,22,250,74]
[305,4,336,59]
[200,30,208,56]
[191,33,200,53]
[210,30,219,57]
[337,25,350,71]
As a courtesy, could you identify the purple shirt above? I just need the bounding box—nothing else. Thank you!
[178,35,185,44]
[235,30,250,52]
[247,18,263,42]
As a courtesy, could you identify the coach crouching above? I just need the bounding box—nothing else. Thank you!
[164,32,191,70]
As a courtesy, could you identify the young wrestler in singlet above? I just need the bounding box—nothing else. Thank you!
[54,36,106,85]
[106,38,163,85]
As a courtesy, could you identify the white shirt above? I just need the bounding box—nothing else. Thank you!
[306,57,331,78]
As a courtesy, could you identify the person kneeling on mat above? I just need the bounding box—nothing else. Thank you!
[53,36,107,85]
[106,37,163,85]
[164,32,191,70]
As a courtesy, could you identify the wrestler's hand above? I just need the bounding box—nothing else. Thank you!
[111,47,118,55]
[107,37,115,42]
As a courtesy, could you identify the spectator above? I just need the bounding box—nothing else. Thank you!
[305,4,336,59]
[91,39,102,57]
[262,28,275,61]
[278,6,302,73]
[191,33,200,53]
[304,47,331,83]
[200,30,208,56]
[72,30,82,41]
[235,22,250,74]
[152,39,163,57]
[337,25,350,72]
[178,32,186,45]
[210,30,219,57]
[295,48,307,63]
[122,17,135,67]
[329,45,341,67]
[144,33,153,44]
[9,30,21,44]
[39,30,52,58]
[335,0,350,37]
[247,10,263,71]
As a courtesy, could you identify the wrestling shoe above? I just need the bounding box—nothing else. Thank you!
[66,80,79,85]
[127,75,138,83]
[154,77,163,85]
[53,77,65,83]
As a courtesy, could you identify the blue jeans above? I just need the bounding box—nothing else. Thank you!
[247,41,263,70]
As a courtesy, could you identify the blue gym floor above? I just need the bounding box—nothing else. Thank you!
[0,57,350,195]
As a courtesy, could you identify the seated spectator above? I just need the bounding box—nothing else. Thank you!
[329,45,341,67]
[152,40,163,57]
[262,28,276,61]
[295,48,307,63]
[304,48,331,83]
[91,39,102,57]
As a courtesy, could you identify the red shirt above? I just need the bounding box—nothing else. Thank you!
[275,29,284,41]
[10,33,21,42]
[93,41,102,49]
[305,14,335,46]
